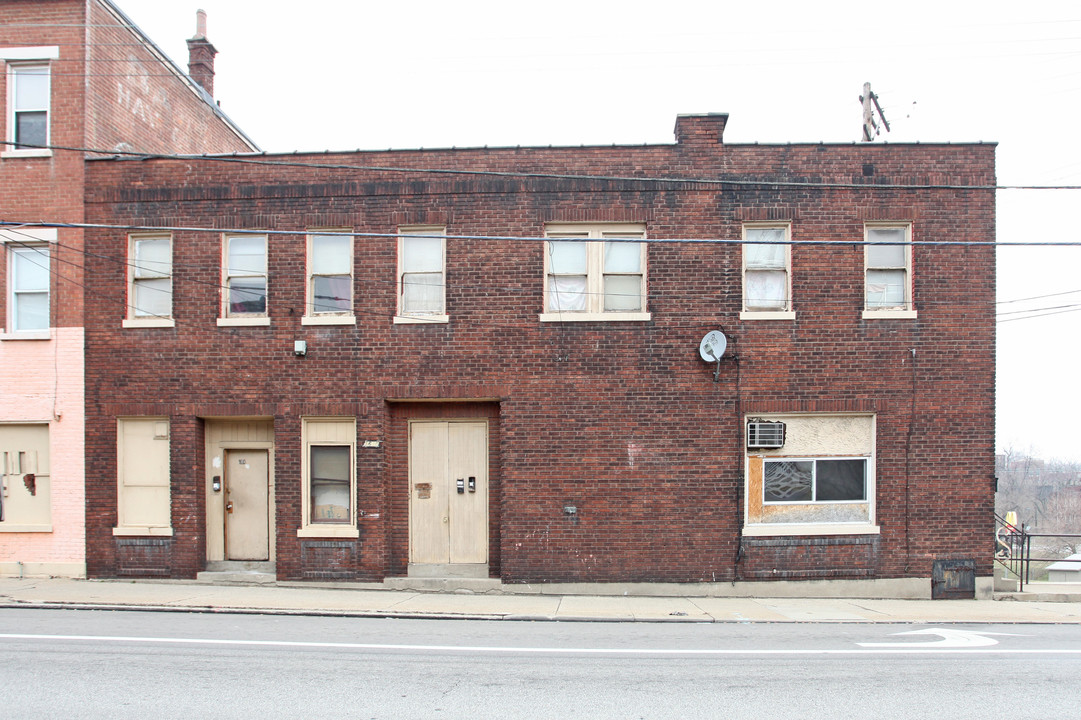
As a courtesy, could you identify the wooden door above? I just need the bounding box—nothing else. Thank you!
[225,450,269,561]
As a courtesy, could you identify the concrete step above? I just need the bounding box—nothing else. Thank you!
[198,561,276,585]
[383,577,502,594]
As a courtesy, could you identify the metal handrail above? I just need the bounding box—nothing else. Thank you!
[994,512,1081,591]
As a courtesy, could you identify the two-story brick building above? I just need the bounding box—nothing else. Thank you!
[0,0,255,577]
[80,113,997,597]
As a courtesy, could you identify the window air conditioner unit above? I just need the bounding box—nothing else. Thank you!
[747,421,785,449]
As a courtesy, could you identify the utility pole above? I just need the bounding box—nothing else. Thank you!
[859,82,890,142]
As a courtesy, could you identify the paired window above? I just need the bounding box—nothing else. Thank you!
[542,224,649,321]
[396,226,447,323]
[304,232,354,323]
[744,414,877,536]
[864,224,914,316]
[742,224,792,317]
[220,234,268,325]
[125,235,173,327]
[0,424,51,531]
[115,418,172,536]
[6,62,50,153]
[300,418,357,538]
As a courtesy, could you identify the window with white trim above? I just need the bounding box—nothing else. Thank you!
[396,226,446,322]
[8,243,50,332]
[542,224,649,321]
[8,63,49,151]
[864,224,913,313]
[305,232,353,321]
[742,224,792,316]
[300,418,357,538]
[126,234,173,326]
[744,414,877,536]
[221,234,268,321]
[115,418,172,536]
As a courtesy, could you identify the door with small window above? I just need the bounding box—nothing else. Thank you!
[409,421,488,565]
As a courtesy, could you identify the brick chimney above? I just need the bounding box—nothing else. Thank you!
[674,113,729,145]
[186,9,217,97]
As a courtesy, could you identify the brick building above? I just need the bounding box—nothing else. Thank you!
[80,113,997,597]
[0,0,255,577]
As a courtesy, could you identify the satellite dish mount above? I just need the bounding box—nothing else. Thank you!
[698,330,728,382]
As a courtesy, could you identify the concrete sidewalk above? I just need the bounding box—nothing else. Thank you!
[1,577,1079,623]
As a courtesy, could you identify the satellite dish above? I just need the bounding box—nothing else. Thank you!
[699,330,727,362]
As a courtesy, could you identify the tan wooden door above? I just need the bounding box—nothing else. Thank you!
[409,421,488,564]
[225,450,269,561]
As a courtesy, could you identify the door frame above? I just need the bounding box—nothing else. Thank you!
[204,419,275,564]
[407,418,489,567]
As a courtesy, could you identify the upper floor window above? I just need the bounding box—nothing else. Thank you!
[9,244,50,332]
[541,223,650,322]
[124,234,174,328]
[741,223,793,319]
[395,226,447,324]
[1,47,57,158]
[864,224,915,318]
[304,232,354,325]
[219,234,269,326]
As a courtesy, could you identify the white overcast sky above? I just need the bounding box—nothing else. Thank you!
[117,0,1081,462]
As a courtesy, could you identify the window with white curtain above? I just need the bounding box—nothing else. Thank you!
[865,224,912,312]
[127,235,172,325]
[543,224,648,321]
[396,226,447,322]
[742,224,791,314]
[307,232,352,317]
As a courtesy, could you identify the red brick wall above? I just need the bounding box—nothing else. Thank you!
[82,126,996,583]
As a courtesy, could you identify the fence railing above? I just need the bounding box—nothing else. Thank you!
[995,512,1081,591]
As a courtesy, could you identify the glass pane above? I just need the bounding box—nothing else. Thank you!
[746,227,785,245]
[312,235,350,275]
[229,277,267,314]
[548,241,587,274]
[603,241,641,273]
[15,112,47,147]
[228,236,266,275]
[312,275,351,313]
[133,278,171,317]
[868,227,906,245]
[816,460,866,501]
[867,243,905,268]
[14,291,48,331]
[134,238,171,279]
[745,230,786,268]
[13,247,50,290]
[603,274,641,311]
[866,269,906,308]
[401,272,443,314]
[745,270,787,309]
[548,275,587,312]
[402,236,443,273]
[14,66,49,108]
[764,461,813,502]
[311,446,350,523]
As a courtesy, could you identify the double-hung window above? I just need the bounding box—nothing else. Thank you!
[125,235,173,327]
[304,232,354,324]
[219,234,269,325]
[396,226,447,323]
[7,63,49,153]
[741,224,793,319]
[299,418,358,538]
[9,244,50,332]
[542,224,649,321]
[864,224,915,317]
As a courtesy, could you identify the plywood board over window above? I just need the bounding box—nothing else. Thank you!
[114,418,172,536]
[0,424,51,532]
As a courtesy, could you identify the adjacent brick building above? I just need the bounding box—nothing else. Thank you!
[81,113,997,597]
[0,0,255,577]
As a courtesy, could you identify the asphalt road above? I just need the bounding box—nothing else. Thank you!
[2,608,1079,719]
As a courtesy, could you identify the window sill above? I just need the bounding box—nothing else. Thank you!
[539,311,652,323]
[862,309,917,320]
[113,526,174,537]
[0,329,52,341]
[742,523,880,537]
[302,315,357,326]
[1,149,52,159]
[740,310,796,321]
[0,523,52,533]
[394,314,449,325]
[123,317,176,329]
[297,525,359,539]
[217,316,271,327]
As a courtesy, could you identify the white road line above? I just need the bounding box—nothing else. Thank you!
[1,633,1080,655]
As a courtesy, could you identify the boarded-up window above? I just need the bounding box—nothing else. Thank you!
[0,424,51,529]
[117,418,171,531]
